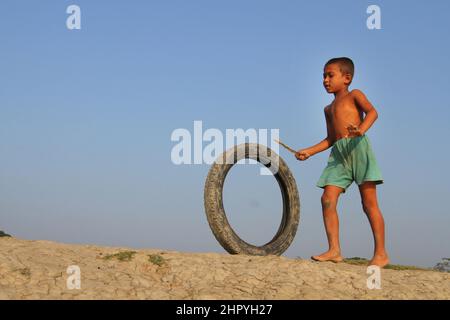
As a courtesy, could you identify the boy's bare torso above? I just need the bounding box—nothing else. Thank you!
[325,90,364,142]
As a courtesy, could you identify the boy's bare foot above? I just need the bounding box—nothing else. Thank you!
[311,251,343,263]
[369,254,389,268]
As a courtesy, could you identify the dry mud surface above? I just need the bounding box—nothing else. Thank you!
[0,237,448,300]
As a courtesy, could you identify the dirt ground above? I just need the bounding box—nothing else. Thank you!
[0,237,448,299]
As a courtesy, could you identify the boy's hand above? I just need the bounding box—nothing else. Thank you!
[295,149,311,161]
[346,123,364,137]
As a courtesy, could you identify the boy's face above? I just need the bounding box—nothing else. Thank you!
[323,63,351,93]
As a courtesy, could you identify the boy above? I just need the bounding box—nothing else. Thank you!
[295,57,389,267]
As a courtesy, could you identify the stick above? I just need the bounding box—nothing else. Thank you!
[274,139,297,154]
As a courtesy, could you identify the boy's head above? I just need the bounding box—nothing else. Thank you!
[323,57,354,93]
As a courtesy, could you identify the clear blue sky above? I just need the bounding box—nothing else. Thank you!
[1,0,449,267]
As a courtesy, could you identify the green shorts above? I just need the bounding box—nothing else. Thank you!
[316,135,383,193]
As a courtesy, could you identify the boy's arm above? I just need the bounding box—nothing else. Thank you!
[351,89,378,134]
[296,107,334,160]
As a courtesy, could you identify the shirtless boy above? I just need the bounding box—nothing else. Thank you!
[295,57,389,267]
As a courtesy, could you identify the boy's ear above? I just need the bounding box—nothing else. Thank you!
[344,73,352,85]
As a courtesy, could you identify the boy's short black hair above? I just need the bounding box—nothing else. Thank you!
[325,57,354,78]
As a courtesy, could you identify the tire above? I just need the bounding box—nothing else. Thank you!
[204,143,300,255]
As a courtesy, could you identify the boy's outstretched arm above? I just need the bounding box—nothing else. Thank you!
[350,89,378,135]
[295,107,334,161]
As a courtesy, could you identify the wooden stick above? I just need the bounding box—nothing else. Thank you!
[274,139,297,154]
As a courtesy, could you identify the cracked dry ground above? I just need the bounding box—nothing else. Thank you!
[0,237,449,299]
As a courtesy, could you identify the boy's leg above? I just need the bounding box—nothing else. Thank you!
[312,185,344,263]
[359,181,389,267]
